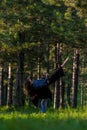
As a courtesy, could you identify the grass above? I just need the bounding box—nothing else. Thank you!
[0,106,87,130]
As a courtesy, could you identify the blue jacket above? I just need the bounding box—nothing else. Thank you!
[33,78,47,89]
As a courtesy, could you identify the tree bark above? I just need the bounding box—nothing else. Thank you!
[67,74,72,107]
[13,51,25,106]
[46,43,50,73]
[54,43,63,109]
[7,63,13,106]
[37,57,41,79]
[0,66,4,106]
[72,49,80,108]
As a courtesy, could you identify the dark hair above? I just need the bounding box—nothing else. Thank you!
[23,78,36,98]
[23,79,31,95]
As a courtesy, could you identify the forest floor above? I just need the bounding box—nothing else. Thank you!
[0,106,87,130]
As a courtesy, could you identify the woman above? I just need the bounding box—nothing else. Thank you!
[24,57,69,112]
[24,67,64,112]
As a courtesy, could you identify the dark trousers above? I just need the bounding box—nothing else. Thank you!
[47,67,64,85]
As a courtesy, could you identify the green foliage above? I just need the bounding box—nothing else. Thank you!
[0,106,87,130]
[0,0,87,57]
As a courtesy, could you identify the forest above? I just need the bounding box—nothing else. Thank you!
[0,0,87,129]
[0,0,87,108]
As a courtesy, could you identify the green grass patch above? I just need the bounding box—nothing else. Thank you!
[0,106,87,130]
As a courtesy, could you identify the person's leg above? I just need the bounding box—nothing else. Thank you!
[47,67,64,85]
[40,99,47,113]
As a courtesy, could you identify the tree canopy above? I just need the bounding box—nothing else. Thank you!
[0,0,87,61]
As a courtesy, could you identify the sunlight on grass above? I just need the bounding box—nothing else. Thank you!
[0,106,87,130]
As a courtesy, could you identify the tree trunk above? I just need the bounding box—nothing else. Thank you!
[54,43,59,109]
[0,66,4,106]
[54,43,63,109]
[46,43,50,73]
[18,51,25,106]
[67,74,72,107]
[60,80,65,108]
[59,44,65,108]
[7,63,13,106]
[13,51,25,106]
[72,49,80,108]
[80,83,83,107]
[54,80,60,109]
[13,68,20,106]
[37,57,41,79]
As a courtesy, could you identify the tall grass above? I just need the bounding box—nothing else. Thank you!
[0,106,87,130]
